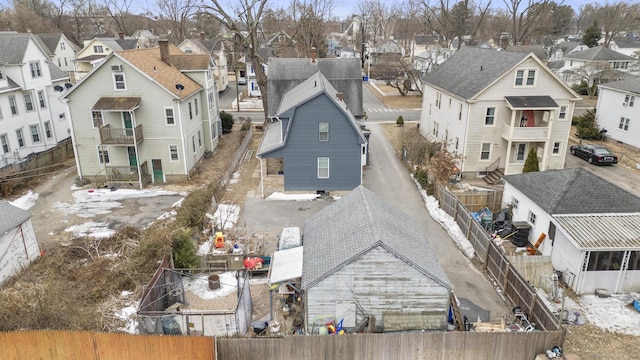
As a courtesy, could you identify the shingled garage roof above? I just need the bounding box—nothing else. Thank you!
[92,97,141,111]
[505,96,558,109]
[553,214,640,251]
[0,201,31,235]
[301,186,451,290]
[503,168,640,215]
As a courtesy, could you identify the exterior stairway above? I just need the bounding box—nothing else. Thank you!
[483,168,504,185]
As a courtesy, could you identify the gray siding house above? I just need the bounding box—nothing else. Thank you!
[257,71,367,194]
[302,186,452,333]
[267,54,363,118]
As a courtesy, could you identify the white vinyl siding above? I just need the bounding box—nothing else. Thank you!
[318,157,329,178]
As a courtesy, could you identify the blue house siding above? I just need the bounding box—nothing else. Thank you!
[267,94,362,191]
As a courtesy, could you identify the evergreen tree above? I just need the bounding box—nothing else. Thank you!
[522,148,540,173]
[172,228,199,269]
[583,21,602,48]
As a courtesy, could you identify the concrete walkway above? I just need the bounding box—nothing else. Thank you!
[362,123,510,320]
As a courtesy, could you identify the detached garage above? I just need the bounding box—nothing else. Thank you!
[302,186,452,333]
[0,201,40,285]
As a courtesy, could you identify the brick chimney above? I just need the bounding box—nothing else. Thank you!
[310,47,317,63]
[159,39,170,64]
[118,32,124,40]
[200,32,206,41]
[336,92,344,101]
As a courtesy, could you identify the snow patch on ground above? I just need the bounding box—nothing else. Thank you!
[214,204,240,230]
[183,272,238,300]
[229,171,240,184]
[267,192,320,201]
[8,190,39,210]
[64,221,116,239]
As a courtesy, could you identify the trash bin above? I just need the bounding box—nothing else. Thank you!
[363,75,369,82]
[208,274,220,290]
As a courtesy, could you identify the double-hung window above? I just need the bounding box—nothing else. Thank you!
[319,122,329,141]
[619,117,630,131]
[92,111,103,128]
[29,61,42,78]
[169,145,179,161]
[38,90,46,108]
[24,93,34,111]
[164,107,175,125]
[485,107,496,125]
[480,143,491,160]
[98,146,110,164]
[113,73,126,90]
[515,69,537,87]
[318,157,329,178]
[558,106,567,120]
[0,134,9,153]
[29,125,41,143]
[16,129,25,147]
[9,96,18,115]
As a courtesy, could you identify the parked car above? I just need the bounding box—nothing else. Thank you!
[237,77,247,85]
[569,144,618,165]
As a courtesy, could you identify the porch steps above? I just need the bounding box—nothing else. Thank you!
[483,168,504,185]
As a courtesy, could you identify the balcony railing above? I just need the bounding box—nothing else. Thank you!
[105,161,151,187]
[100,124,144,145]
[501,124,548,141]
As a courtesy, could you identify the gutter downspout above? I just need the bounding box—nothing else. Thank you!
[175,98,189,180]
[61,98,82,179]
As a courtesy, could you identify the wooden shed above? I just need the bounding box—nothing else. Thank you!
[301,186,452,333]
[0,201,40,285]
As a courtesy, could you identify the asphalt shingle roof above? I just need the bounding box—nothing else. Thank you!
[48,63,69,81]
[564,46,636,61]
[503,168,640,214]
[505,96,558,108]
[35,33,61,54]
[0,201,31,235]
[423,47,528,99]
[0,32,32,64]
[301,186,451,290]
[598,78,640,95]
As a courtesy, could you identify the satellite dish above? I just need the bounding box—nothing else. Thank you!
[175,84,185,91]
[54,85,64,92]
[64,83,73,89]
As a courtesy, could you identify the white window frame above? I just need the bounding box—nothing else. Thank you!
[558,106,567,120]
[208,92,214,110]
[515,69,537,87]
[29,124,41,143]
[44,121,52,138]
[319,122,329,141]
[9,96,18,115]
[624,94,635,107]
[480,142,491,161]
[188,102,193,120]
[97,145,110,164]
[29,61,42,78]
[113,73,126,91]
[23,93,34,112]
[485,107,496,126]
[433,121,439,137]
[448,98,452,112]
[435,92,442,109]
[164,107,175,126]
[619,117,630,131]
[0,134,9,153]
[94,45,104,53]
[192,136,196,153]
[511,197,519,210]
[198,130,202,147]
[528,211,537,225]
[194,98,199,116]
[552,141,561,154]
[16,129,25,147]
[37,90,46,108]
[318,157,329,178]
[92,111,103,128]
[169,145,179,161]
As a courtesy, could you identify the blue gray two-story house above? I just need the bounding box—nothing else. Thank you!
[256,71,368,195]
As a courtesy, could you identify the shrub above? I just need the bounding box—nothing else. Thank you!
[522,148,540,173]
[172,228,199,269]
[241,119,251,131]
[220,111,234,133]
[574,109,603,140]
[396,115,405,127]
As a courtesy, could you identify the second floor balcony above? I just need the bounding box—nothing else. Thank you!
[502,124,549,141]
[100,124,144,145]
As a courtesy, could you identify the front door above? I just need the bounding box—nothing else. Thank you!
[152,159,163,183]
[123,112,133,136]
[127,146,137,167]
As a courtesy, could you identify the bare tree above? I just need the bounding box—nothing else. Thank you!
[502,0,554,44]
[103,0,133,35]
[596,1,640,48]
[357,0,399,43]
[155,0,199,42]
[288,0,334,58]
[418,0,492,49]
[203,0,270,122]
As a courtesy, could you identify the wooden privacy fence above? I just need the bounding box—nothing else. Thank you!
[0,138,74,179]
[0,331,215,360]
[433,183,562,332]
[217,331,564,360]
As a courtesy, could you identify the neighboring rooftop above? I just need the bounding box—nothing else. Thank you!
[564,46,637,61]
[0,201,32,235]
[503,168,640,215]
[598,78,640,94]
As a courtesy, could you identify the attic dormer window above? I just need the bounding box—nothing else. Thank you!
[29,61,42,78]
[61,42,66,50]
[94,45,104,53]
[184,47,192,53]
[515,69,537,87]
